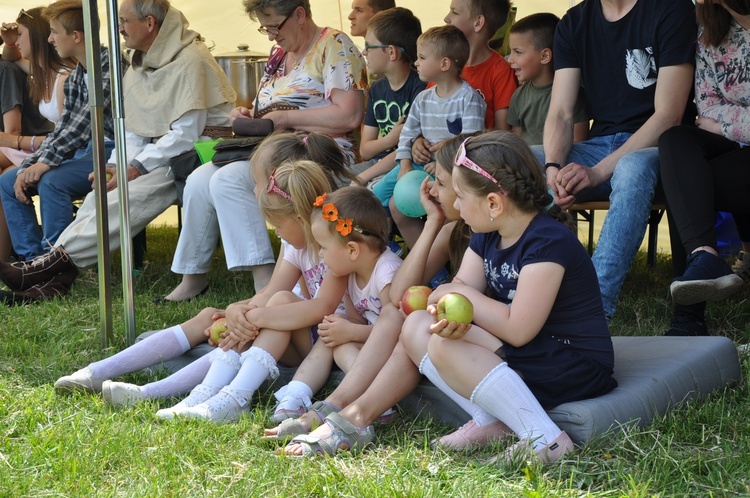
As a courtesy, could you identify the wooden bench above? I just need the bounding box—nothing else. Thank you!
[569,201,667,266]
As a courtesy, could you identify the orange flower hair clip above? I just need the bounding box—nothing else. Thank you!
[312,194,379,239]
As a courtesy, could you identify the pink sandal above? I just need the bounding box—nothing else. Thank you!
[431,419,511,450]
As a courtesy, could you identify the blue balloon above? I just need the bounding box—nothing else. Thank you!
[393,169,430,218]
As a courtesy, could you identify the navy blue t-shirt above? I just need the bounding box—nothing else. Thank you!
[554,0,696,138]
[364,69,427,160]
[469,213,616,408]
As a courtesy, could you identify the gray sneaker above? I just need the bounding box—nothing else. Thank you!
[102,381,145,407]
[54,367,106,394]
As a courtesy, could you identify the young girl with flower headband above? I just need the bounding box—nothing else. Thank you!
[54,134,352,413]
[155,162,383,423]
[266,185,402,431]
[288,131,616,463]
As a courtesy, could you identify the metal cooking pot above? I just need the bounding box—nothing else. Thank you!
[214,44,269,108]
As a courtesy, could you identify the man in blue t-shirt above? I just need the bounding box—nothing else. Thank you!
[532,0,696,321]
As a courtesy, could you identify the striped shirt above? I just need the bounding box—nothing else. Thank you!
[395,80,486,162]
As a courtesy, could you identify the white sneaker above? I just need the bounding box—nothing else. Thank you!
[179,387,250,423]
[102,381,144,407]
[155,384,221,420]
[54,368,106,394]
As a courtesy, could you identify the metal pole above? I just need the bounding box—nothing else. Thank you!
[105,0,137,345]
[82,0,113,349]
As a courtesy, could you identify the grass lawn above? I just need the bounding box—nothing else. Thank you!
[1,225,749,496]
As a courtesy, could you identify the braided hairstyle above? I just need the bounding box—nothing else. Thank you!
[453,130,573,229]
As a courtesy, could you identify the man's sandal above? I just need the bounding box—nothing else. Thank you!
[287,412,376,457]
[263,401,340,441]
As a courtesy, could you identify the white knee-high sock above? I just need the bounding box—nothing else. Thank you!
[419,354,498,427]
[140,348,239,399]
[224,347,279,406]
[202,349,242,387]
[470,362,561,450]
[140,354,211,399]
[89,325,190,379]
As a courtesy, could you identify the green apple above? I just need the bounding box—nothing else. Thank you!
[401,285,432,315]
[105,172,113,182]
[436,292,473,325]
[209,317,227,345]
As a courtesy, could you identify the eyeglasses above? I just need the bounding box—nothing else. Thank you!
[455,137,507,194]
[364,43,407,56]
[267,167,292,201]
[257,12,292,36]
[118,16,145,28]
[19,9,34,20]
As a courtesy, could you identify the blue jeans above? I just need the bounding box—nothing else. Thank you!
[0,141,115,259]
[531,134,659,320]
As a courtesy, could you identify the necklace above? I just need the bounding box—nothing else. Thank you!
[286,27,321,72]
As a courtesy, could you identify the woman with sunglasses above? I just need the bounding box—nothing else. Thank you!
[284,132,616,465]
[160,0,368,303]
[0,7,75,262]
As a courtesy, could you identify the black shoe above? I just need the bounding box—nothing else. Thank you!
[0,247,75,292]
[670,250,744,305]
[153,285,209,305]
[664,315,710,336]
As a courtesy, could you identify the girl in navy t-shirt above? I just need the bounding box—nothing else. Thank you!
[402,130,616,466]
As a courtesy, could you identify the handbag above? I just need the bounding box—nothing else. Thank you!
[167,147,203,204]
[211,136,267,166]
[231,117,275,138]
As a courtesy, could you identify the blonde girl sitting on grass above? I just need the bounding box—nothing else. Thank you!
[54,133,354,410]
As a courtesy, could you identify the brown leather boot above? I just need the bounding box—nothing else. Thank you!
[1,280,66,305]
[0,247,75,291]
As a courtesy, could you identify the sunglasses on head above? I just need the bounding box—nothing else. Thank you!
[267,167,292,201]
[454,137,508,194]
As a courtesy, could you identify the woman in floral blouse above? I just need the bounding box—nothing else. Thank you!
[658,0,750,336]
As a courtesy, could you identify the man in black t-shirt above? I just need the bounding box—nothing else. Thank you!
[532,0,696,321]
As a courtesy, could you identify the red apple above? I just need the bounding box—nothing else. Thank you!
[209,317,227,345]
[401,285,432,315]
[436,292,473,325]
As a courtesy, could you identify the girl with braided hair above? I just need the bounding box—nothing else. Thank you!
[284,131,616,464]
[403,130,617,465]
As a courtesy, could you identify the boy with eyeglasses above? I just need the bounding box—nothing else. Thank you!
[352,7,424,188]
